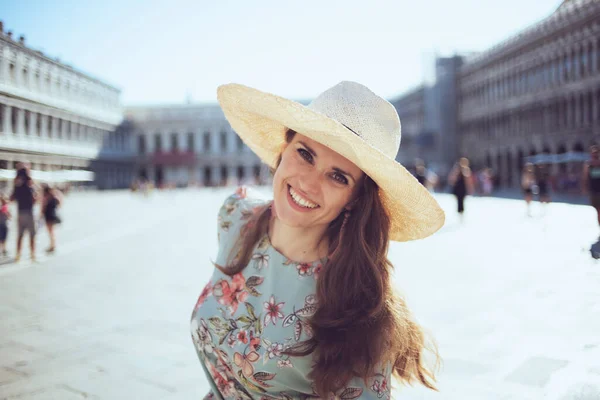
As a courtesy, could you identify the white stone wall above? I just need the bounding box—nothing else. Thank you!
[0,36,121,126]
[127,105,266,186]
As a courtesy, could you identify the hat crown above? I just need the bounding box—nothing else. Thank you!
[307,81,401,159]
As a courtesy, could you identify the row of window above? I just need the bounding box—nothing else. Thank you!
[0,104,105,142]
[0,56,118,110]
[462,89,600,141]
[138,131,245,154]
[462,37,600,107]
[0,160,85,171]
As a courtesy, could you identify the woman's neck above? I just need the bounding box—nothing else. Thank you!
[268,216,329,263]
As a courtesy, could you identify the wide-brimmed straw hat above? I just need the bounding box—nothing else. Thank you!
[217,81,445,242]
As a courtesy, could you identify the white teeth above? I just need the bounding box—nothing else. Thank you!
[289,186,318,209]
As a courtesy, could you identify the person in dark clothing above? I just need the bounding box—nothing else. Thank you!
[41,184,62,253]
[521,163,536,217]
[448,157,474,222]
[583,145,600,230]
[10,166,37,262]
[536,163,552,208]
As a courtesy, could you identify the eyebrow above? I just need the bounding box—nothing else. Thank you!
[298,140,356,183]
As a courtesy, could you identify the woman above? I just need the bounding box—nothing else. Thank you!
[448,158,474,221]
[190,82,445,399]
[41,184,62,253]
[521,163,536,217]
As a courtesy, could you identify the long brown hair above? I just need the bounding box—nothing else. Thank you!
[217,129,439,396]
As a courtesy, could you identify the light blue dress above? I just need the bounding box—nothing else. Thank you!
[190,189,391,399]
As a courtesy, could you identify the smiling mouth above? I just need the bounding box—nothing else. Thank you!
[288,184,319,209]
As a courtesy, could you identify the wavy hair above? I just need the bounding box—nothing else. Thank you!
[216,129,439,397]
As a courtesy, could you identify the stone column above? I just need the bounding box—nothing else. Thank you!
[244,165,254,184]
[40,114,48,138]
[213,164,222,185]
[61,118,68,139]
[0,47,5,83]
[2,105,10,134]
[29,111,37,136]
[212,131,220,154]
[16,108,25,136]
[228,165,237,185]
[50,116,58,138]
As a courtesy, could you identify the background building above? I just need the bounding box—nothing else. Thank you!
[391,56,463,178]
[0,22,124,191]
[458,0,600,188]
[126,104,269,188]
[391,0,600,191]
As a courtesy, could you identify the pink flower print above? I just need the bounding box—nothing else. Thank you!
[263,295,285,326]
[267,342,283,359]
[248,331,261,352]
[234,351,260,377]
[296,263,313,276]
[235,186,247,199]
[191,319,213,354]
[277,359,293,368]
[370,377,388,398]
[226,334,237,348]
[237,330,249,345]
[217,273,249,314]
[194,282,213,311]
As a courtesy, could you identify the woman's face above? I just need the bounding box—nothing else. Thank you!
[272,133,364,230]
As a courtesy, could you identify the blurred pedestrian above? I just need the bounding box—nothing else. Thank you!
[481,168,494,195]
[448,157,474,222]
[582,145,600,234]
[41,184,62,253]
[0,195,11,256]
[536,164,551,210]
[521,163,536,217]
[10,166,37,262]
[414,159,428,186]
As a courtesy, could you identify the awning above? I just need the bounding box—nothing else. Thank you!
[523,152,590,164]
[0,169,95,183]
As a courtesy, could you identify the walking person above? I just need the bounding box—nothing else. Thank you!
[583,145,600,234]
[10,166,37,262]
[536,163,552,213]
[521,163,537,217]
[448,157,474,222]
[41,184,62,253]
[190,82,445,399]
[0,195,11,257]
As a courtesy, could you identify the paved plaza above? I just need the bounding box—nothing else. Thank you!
[0,188,599,400]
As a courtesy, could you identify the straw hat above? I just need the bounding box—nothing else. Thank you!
[217,81,445,242]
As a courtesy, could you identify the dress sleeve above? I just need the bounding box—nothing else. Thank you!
[340,363,393,400]
[215,187,265,268]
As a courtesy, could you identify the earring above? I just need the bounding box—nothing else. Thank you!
[340,210,350,235]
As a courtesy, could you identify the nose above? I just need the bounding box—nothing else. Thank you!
[296,169,322,196]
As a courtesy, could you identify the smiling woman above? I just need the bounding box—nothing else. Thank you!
[190,81,445,400]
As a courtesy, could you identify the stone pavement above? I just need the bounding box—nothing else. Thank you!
[0,188,599,399]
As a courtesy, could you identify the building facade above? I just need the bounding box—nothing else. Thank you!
[458,0,600,188]
[126,104,269,187]
[0,22,124,190]
[391,56,463,177]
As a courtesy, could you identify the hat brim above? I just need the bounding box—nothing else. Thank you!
[217,83,445,242]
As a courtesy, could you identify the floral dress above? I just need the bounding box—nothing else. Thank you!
[190,190,392,400]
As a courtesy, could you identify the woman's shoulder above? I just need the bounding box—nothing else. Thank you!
[217,187,271,234]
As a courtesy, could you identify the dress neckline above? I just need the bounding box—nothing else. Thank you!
[263,233,328,266]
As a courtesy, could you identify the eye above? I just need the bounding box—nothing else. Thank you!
[331,172,348,185]
[297,148,313,163]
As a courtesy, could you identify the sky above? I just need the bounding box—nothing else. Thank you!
[2,0,564,105]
